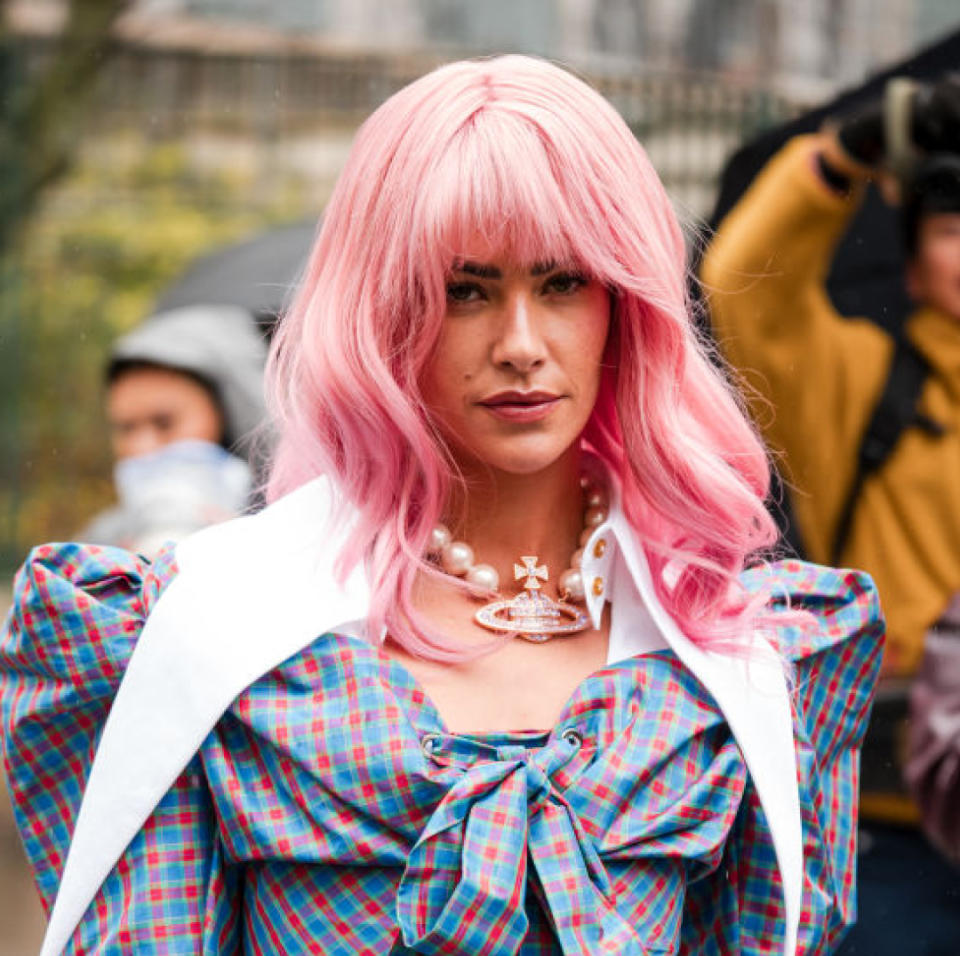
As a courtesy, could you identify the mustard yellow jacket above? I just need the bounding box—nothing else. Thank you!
[702,135,960,676]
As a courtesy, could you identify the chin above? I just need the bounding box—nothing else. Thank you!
[488,456,565,477]
[461,435,582,478]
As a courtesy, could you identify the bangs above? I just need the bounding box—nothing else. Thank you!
[412,110,593,282]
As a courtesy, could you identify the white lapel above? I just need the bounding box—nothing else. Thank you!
[590,506,802,956]
[40,477,368,956]
[41,476,801,956]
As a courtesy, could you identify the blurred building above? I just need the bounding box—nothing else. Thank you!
[8,2,957,100]
[3,0,957,245]
[88,0,959,97]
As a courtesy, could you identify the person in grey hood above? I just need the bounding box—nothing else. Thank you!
[80,304,269,555]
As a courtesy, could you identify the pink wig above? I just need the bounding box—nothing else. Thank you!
[266,55,780,660]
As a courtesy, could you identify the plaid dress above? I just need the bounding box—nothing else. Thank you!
[2,543,882,955]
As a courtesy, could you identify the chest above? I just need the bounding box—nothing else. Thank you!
[210,639,743,867]
[383,605,611,733]
[209,644,742,955]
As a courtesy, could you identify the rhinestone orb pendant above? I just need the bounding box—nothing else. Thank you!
[475,556,591,643]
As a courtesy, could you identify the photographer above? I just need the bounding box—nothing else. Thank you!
[701,76,960,950]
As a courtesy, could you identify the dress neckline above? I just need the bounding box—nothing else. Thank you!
[322,630,673,744]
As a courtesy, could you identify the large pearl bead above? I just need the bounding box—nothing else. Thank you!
[585,489,607,509]
[466,563,499,592]
[584,506,607,528]
[571,548,583,569]
[558,568,585,601]
[428,524,452,554]
[440,540,474,576]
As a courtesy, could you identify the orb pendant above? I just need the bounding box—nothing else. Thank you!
[474,554,591,643]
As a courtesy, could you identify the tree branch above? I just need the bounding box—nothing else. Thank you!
[0,0,133,254]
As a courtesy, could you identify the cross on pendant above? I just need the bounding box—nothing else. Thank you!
[514,555,548,590]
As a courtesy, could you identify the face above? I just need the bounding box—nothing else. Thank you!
[907,213,960,320]
[107,366,224,460]
[420,243,611,477]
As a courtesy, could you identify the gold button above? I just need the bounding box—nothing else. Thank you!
[592,538,607,559]
[592,576,604,597]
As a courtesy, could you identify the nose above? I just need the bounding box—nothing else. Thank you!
[490,291,547,374]
[115,426,164,461]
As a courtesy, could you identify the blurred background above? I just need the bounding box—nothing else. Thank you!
[0,0,958,951]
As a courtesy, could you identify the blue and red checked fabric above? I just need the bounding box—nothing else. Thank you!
[1,543,882,954]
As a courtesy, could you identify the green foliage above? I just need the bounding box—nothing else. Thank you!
[1,138,306,569]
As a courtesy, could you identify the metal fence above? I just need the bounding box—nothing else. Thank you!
[24,34,800,216]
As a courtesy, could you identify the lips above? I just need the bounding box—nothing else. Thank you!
[477,390,563,422]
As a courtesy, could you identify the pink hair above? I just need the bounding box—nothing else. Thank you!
[266,55,781,661]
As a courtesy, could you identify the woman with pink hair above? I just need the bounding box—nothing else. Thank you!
[3,56,881,954]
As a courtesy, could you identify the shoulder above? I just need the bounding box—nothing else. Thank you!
[743,559,884,748]
[743,560,883,774]
[120,478,370,713]
[175,475,335,574]
[742,558,883,664]
[2,542,181,707]
[4,542,179,651]
[1,542,180,911]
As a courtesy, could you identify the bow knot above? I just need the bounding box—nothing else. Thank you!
[496,744,553,809]
[396,736,652,955]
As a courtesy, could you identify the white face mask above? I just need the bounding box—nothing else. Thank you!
[113,439,252,555]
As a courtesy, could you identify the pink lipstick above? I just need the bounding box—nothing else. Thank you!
[477,390,562,422]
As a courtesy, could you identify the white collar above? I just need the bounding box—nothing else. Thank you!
[41,476,801,956]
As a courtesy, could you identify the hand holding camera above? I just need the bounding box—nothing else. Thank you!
[832,73,960,172]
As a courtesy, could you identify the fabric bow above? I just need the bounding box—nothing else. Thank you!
[396,737,653,955]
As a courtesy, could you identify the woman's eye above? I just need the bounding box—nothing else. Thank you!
[446,282,484,304]
[544,272,587,295]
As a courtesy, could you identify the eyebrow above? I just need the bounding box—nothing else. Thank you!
[453,260,559,279]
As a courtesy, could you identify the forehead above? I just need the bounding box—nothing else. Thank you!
[446,230,578,276]
[107,367,211,418]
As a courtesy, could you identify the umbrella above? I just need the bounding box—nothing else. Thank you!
[708,26,960,334]
[154,218,318,333]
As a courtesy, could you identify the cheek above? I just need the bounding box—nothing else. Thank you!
[111,432,130,459]
[933,241,960,274]
[420,338,452,409]
[420,361,463,432]
[179,399,224,443]
[421,327,482,410]
[916,236,960,282]
[570,295,611,386]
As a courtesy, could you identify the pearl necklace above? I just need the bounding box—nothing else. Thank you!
[426,477,608,642]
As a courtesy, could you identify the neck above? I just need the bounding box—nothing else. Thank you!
[447,449,587,596]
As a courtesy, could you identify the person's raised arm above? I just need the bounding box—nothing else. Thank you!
[700,126,892,564]
[702,74,960,418]
[700,126,891,425]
